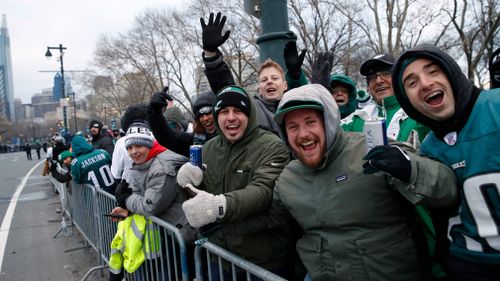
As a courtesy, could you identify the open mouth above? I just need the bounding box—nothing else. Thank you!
[300,140,317,151]
[376,86,389,93]
[225,124,240,134]
[424,90,444,106]
[266,87,276,94]
[334,96,347,105]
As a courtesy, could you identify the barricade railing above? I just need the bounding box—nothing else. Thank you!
[50,179,289,281]
[194,239,288,281]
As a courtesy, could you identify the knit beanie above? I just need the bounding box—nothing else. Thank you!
[125,122,154,149]
[213,86,251,119]
[192,91,215,120]
[164,106,188,130]
[89,120,103,130]
[121,104,148,132]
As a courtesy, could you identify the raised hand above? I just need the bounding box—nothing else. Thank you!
[311,52,334,91]
[200,12,231,52]
[284,41,307,80]
[149,86,173,114]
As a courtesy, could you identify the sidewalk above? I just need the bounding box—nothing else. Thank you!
[0,164,108,281]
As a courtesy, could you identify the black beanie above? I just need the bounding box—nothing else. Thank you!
[121,104,148,132]
[89,120,103,130]
[192,91,215,120]
[213,86,251,119]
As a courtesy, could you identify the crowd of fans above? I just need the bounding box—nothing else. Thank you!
[40,11,500,281]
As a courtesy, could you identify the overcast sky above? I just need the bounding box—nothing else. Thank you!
[1,0,184,103]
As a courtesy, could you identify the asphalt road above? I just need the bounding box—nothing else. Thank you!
[0,151,107,281]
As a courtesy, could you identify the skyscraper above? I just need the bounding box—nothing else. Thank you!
[0,15,15,121]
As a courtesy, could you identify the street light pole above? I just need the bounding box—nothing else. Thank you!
[45,44,68,133]
[71,92,77,132]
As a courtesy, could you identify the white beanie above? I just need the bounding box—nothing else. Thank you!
[125,122,154,149]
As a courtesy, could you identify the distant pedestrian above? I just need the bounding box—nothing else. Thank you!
[34,142,42,159]
[24,143,32,160]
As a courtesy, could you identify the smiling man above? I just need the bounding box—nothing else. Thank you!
[233,83,457,281]
[392,44,500,281]
[176,85,292,279]
[341,53,429,144]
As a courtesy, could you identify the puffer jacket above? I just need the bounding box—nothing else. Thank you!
[125,148,197,242]
[267,84,457,281]
[200,86,291,270]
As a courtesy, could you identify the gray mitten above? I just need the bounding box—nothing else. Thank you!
[177,162,203,188]
[181,185,226,228]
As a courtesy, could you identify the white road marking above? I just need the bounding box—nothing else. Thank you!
[0,160,44,272]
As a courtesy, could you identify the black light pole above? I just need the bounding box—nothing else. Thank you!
[71,92,77,132]
[45,44,68,133]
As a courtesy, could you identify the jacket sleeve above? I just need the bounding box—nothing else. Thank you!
[101,137,115,156]
[229,186,294,234]
[70,161,83,184]
[125,172,178,216]
[390,145,458,208]
[51,166,72,183]
[203,51,235,94]
[223,140,290,222]
[147,112,193,158]
[286,71,308,90]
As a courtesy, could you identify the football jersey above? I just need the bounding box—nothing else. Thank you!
[71,148,116,194]
[420,89,500,264]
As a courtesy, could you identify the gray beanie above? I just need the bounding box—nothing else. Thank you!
[125,122,154,149]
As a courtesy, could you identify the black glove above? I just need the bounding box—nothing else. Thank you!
[311,52,334,91]
[283,41,307,80]
[200,12,231,52]
[362,145,412,182]
[115,181,132,208]
[149,86,172,115]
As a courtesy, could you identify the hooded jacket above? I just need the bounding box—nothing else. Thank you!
[125,143,197,242]
[330,74,357,118]
[70,135,115,194]
[392,45,500,265]
[258,84,457,281]
[199,86,291,270]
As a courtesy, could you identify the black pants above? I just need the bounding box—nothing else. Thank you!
[443,254,500,281]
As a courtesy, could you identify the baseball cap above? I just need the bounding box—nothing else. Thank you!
[360,53,396,76]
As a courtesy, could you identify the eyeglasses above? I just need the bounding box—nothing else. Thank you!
[366,70,392,84]
[331,88,350,95]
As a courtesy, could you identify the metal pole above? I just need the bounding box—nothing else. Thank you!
[58,44,68,133]
[72,92,77,132]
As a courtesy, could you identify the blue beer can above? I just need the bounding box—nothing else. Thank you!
[189,145,203,168]
[363,118,388,153]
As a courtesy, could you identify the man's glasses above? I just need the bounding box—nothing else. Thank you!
[367,70,392,84]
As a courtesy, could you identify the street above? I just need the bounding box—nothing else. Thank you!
[0,152,106,281]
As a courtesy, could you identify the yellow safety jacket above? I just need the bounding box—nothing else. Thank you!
[109,214,161,274]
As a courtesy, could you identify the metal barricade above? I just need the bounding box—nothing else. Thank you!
[68,183,192,281]
[194,239,287,281]
[52,180,288,281]
[49,167,73,238]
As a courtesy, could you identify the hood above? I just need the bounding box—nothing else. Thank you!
[392,44,480,139]
[213,86,258,144]
[145,140,167,162]
[274,84,340,154]
[71,135,94,156]
[121,104,148,132]
[330,74,357,118]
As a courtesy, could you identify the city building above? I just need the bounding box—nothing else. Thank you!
[0,15,15,121]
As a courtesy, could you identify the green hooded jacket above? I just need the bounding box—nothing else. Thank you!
[330,74,357,118]
[199,86,292,270]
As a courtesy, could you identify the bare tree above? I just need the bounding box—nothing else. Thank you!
[442,0,499,84]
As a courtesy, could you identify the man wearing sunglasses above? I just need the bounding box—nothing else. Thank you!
[341,53,429,145]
